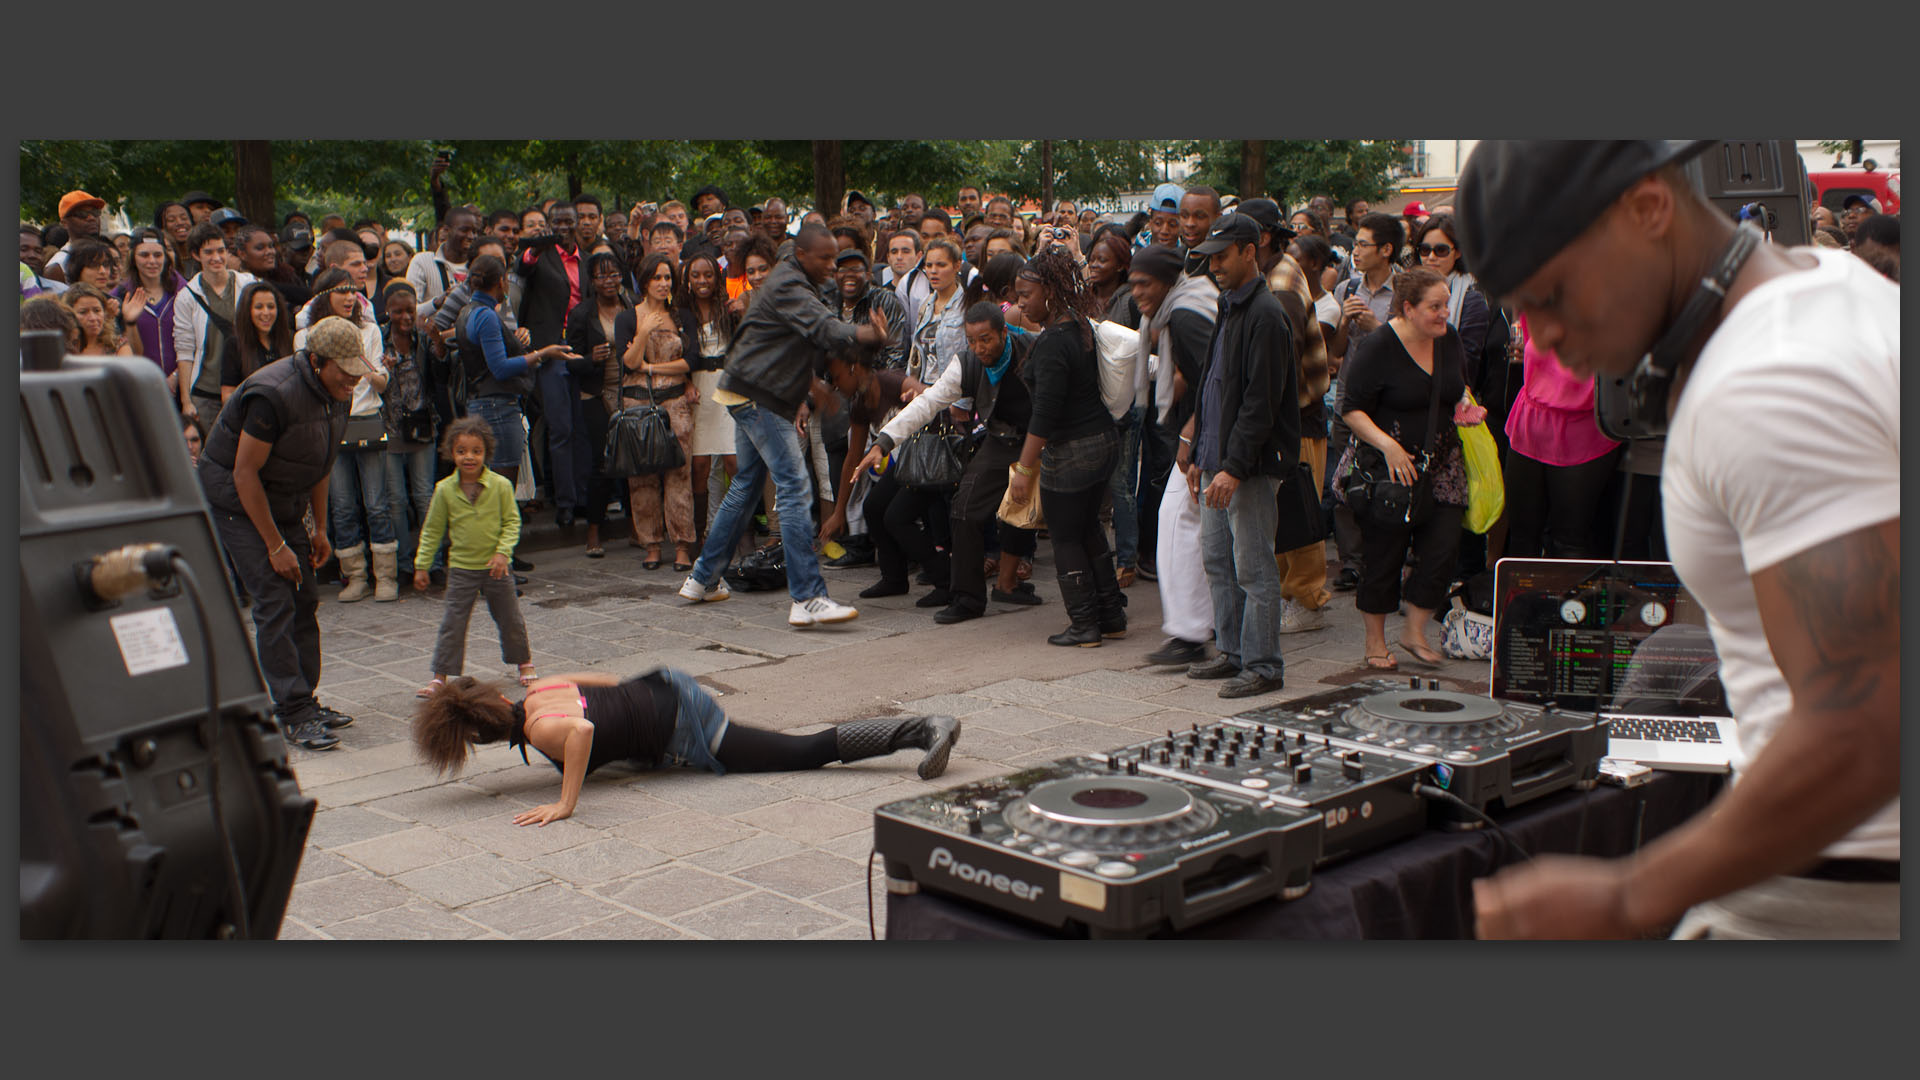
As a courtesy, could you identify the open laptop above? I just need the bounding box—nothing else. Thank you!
[1490,558,1734,773]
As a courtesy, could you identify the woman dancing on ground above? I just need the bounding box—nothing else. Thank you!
[414,670,960,826]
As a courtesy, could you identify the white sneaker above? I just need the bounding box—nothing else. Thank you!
[678,576,730,603]
[790,595,859,626]
[1279,599,1326,634]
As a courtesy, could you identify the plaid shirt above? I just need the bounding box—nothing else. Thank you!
[1266,254,1331,409]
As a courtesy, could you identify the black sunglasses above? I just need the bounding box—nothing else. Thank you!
[1416,243,1454,258]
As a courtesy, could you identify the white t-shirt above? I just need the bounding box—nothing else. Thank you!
[1661,247,1900,860]
[406,250,467,305]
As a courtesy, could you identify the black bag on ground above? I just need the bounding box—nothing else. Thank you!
[723,541,787,592]
[891,417,967,490]
[1273,459,1331,552]
[604,384,685,478]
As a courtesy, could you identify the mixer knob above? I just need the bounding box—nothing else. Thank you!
[967,811,983,836]
[1158,747,1171,764]
[1126,759,1139,775]
[1293,765,1312,784]
[1427,678,1440,691]
[1224,752,1236,768]
[1181,754,1193,770]
[1108,755,1122,771]
[1286,749,1304,768]
[1343,757,1365,780]
[1294,732,1307,746]
[1409,676,1420,690]
[1202,748,1215,763]
[1247,745,1260,761]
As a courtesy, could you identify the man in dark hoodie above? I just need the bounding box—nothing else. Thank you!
[678,224,891,628]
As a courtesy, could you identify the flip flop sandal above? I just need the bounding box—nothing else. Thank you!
[1394,640,1443,668]
[642,559,662,570]
[673,561,693,572]
[1363,653,1398,671]
[586,546,606,559]
[1116,566,1137,589]
[416,677,446,699]
[517,664,539,687]
[1015,557,1034,581]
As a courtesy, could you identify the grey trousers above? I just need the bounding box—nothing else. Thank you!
[430,567,532,677]
[1670,875,1899,940]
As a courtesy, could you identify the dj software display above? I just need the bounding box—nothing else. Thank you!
[875,679,1609,937]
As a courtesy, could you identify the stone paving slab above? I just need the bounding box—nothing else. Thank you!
[281,529,1480,939]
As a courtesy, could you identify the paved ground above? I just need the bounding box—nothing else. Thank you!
[274,520,1490,940]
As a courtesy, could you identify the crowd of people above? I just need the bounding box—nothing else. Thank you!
[16,161,1901,752]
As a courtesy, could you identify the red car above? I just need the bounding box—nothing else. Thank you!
[1807,164,1900,216]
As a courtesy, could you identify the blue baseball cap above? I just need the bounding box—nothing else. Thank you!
[1151,183,1184,214]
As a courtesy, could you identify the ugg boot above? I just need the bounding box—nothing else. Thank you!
[1047,570,1104,647]
[335,544,372,603]
[834,715,962,780]
[1091,551,1128,639]
[369,541,400,602]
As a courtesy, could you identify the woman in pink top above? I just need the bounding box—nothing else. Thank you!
[1502,315,1623,557]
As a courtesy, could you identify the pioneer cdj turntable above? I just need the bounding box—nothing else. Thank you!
[1227,679,1609,824]
[874,757,1322,937]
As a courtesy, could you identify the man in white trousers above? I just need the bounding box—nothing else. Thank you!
[1127,245,1223,667]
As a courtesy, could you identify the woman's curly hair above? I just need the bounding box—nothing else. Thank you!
[412,675,517,775]
[1018,249,1099,348]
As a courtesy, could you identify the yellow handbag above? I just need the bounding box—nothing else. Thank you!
[996,466,1045,530]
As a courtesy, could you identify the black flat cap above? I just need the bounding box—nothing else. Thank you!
[1456,140,1714,299]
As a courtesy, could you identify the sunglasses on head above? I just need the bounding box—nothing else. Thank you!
[1416,243,1453,258]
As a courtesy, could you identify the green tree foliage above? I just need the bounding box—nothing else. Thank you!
[1181,140,1410,208]
[978,141,1162,205]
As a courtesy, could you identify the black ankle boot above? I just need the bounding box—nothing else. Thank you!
[1047,570,1104,647]
[1091,552,1128,639]
[834,715,962,779]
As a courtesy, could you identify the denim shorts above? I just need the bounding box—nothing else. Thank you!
[654,667,732,775]
[466,395,525,471]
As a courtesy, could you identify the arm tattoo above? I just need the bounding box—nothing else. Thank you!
[1775,525,1900,713]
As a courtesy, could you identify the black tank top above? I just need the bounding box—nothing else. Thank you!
[508,674,679,775]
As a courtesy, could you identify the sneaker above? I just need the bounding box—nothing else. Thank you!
[315,704,356,729]
[824,542,876,569]
[915,587,953,608]
[1146,637,1207,666]
[790,595,858,626]
[1219,670,1285,699]
[1279,600,1327,634]
[1332,567,1362,592]
[678,576,731,603]
[1187,655,1240,680]
[990,583,1043,606]
[1136,561,1159,582]
[859,578,910,599]
[511,556,534,572]
[284,717,340,751]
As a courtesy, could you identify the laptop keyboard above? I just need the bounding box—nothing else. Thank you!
[1607,716,1723,744]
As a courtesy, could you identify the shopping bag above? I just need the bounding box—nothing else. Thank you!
[1456,389,1504,535]
[996,466,1045,530]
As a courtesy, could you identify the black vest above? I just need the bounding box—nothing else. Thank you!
[455,299,534,401]
[198,351,348,526]
[958,329,1036,440]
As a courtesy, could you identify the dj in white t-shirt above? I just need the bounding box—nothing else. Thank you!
[1456,140,1901,941]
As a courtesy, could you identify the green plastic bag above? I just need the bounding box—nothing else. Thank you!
[1458,390,1504,534]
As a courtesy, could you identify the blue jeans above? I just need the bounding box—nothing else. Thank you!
[1200,471,1283,681]
[329,444,394,549]
[689,400,828,602]
[1107,405,1144,568]
[537,363,590,513]
[656,667,732,774]
[384,446,438,573]
[465,395,524,471]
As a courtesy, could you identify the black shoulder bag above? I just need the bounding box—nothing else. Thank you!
[604,380,686,478]
[1343,351,1446,529]
[891,412,969,490]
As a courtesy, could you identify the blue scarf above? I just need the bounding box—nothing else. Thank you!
[986,327,1028,385]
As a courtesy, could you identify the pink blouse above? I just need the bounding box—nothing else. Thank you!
[1504,315,1621,466]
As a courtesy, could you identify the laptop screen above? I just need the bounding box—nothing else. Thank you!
[1490,559,1730,717]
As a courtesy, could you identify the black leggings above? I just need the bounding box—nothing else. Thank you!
[713,725,839,772]
[1040,481,1111,575]
[1356,504,1465,615]
[863,474,951,587]
[1503,445,1624,558]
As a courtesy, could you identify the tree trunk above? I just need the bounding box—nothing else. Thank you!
[1240,140,1266,198]
[813,140,844,221]
[567,150,582,202]
[233,140,274,229]
[1040,140,1054,213]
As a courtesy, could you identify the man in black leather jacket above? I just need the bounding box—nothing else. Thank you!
[680,225,891,628]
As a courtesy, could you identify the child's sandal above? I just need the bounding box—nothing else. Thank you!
[416,677,446,699]
[517,664,539,687]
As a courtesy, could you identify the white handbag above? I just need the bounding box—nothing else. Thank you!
[1440,597,1494,661]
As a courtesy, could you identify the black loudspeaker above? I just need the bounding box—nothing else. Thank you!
[19,347,314,938]
[1594,140,1810,440]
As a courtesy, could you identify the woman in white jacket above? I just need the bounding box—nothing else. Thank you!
[296,269,395,603]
